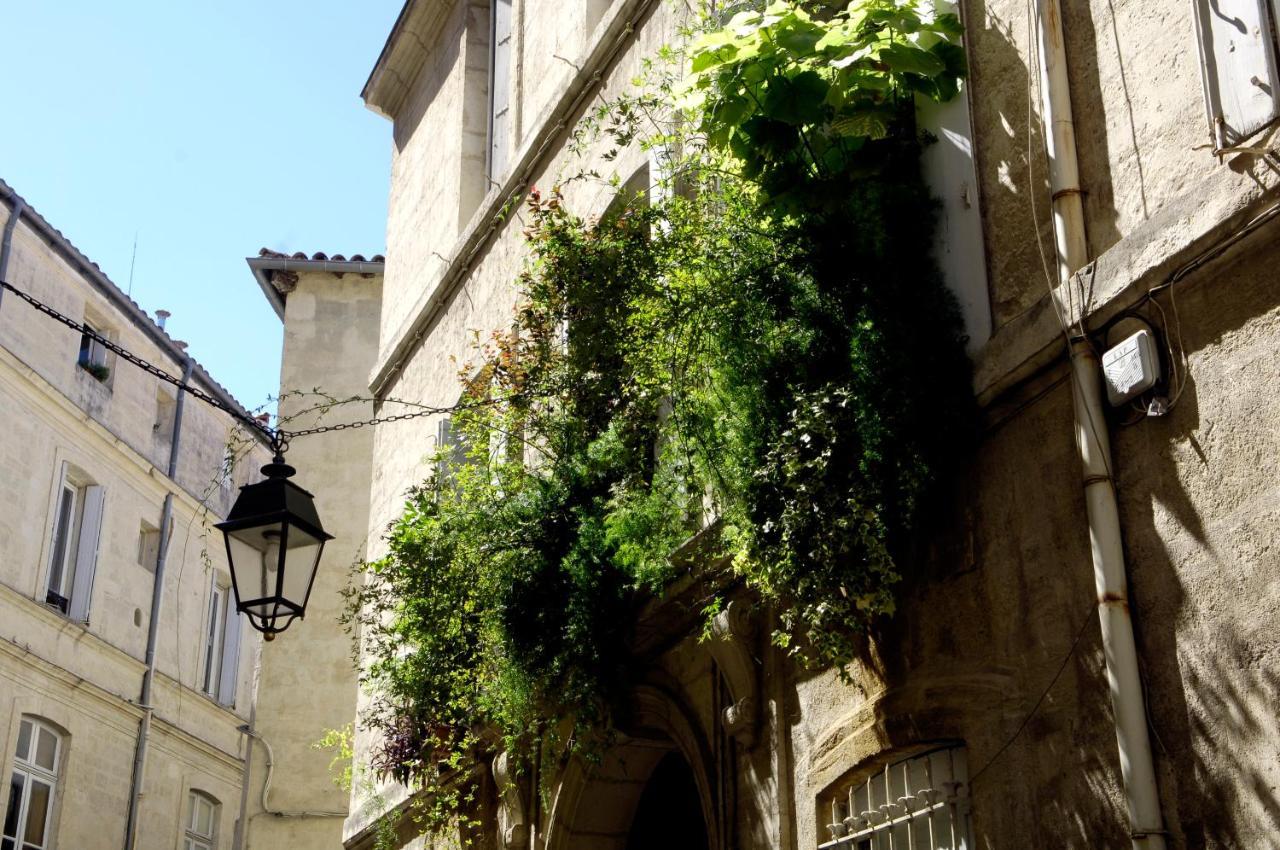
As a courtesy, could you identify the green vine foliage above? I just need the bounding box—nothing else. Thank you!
[347,0,973,822]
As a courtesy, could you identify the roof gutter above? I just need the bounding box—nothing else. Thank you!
[247,256,386,322]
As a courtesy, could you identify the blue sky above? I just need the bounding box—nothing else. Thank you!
[2,1,404,410]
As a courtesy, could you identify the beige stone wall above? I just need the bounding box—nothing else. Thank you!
[0,197,267,849]
[246,268,383,849]
[348,0,1280,847]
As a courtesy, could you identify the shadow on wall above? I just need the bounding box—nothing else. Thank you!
[1062,0,1143,251]
[963,0,1059,327]
[1113,233,1280,850]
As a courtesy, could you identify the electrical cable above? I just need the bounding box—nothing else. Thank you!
[970,605,1096,784]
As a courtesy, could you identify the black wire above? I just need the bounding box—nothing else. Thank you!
[970,605,1096,784]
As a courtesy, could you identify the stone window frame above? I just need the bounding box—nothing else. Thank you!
[42,459,105,623]
[75,307,115,387]
[198,572,243,708]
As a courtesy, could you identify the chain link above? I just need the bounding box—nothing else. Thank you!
[2,279,525,450]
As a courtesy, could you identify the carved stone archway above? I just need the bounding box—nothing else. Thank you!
[544,684,721,850]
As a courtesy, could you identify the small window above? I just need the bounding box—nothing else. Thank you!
[820,746,973,850]
[3,717,62,850]
[182,791,218,850]
[201,584,228,697]
[138,521,161,571]
[76,322,110,383]
[154,389,177,440]
[45,465,104,621]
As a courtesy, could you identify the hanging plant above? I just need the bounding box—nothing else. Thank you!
[345,0,973,823]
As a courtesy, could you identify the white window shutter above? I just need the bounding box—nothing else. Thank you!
[69,485,105,622]
[217,601,242,706]
[488,0,514,180]
[1193,0,1280,146]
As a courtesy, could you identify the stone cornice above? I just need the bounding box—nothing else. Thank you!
[362,0,458,120]
[972,158,1280,409]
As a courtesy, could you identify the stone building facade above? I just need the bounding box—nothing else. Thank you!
[262,0,1280,848]
[0,180,270,849]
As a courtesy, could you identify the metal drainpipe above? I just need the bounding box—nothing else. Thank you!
[1034,2,1167,847]
[123,355,194,850]
[0,192,26,310]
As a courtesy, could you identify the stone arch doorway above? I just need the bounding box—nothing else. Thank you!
[546,685,719,850]
[625,750,709,850]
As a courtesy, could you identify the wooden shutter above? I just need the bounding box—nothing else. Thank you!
[217,598,242,706]
[69,484,105,622]
[1192,0,1280,146]
[488,0,514,180]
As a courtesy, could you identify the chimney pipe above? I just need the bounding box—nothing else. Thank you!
[155,309,170,330]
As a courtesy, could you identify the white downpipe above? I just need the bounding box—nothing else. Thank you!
[1035,2,1168,848]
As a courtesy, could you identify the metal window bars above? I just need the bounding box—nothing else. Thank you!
[820,746,975,850]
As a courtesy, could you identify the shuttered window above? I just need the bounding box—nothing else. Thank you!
[1192,0,1280,148]
[487,0,514,182]
[201,579,242,706]
[45,463,104,622]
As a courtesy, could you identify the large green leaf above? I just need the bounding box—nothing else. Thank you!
[877,42,945,76]
[831,108,891,140]
[762,70,830,125]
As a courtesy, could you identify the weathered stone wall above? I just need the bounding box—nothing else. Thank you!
[246,268,384,849]
[346,0,1280,847]
[0,196,267,848]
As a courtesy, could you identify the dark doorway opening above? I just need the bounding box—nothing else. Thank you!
[625,750,710,850]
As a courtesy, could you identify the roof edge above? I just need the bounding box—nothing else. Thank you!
[247,253,386,322]
[361,0,456,119]
[0,178,268,440]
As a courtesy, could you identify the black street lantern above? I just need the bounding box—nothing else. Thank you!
[215,455,332,640]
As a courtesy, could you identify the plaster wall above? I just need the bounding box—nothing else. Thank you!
[961,0,1280,328]
[0,198,267,847]
[349,0,1280,846]
[246,269,383,849]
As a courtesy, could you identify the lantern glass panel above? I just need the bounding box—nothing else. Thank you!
[225,520,288,608]
[280,524,325,606]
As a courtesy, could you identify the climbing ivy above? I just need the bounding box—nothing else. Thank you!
[346,0,972,827]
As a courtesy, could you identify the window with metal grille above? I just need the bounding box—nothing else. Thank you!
[819,746,975,850]
[3,717,62,850]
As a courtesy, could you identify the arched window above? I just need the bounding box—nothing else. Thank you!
[821,746,974,850]
[3,717,63,850]
[182,790,219,850]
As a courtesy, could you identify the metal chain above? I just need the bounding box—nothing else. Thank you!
[1,279,525,450]
[1,279,274,439]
